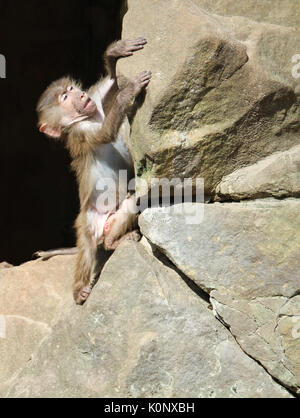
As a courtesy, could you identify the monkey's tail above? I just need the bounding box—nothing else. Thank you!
[34,247,79,261]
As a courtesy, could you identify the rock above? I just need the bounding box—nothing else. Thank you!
[139,200,300,393]
[4,242,291,398]
[0,256,75,396]
[118,0,300,197]
[192,0,300,28]
[216,145,300,200]
[276,296,300,383]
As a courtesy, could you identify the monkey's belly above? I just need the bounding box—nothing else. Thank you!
[86,208,111,245]
[90,141,133,211]
[87,137,134,244]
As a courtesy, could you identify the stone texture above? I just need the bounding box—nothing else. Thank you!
[0,256,75,396]
[216,145,300,200]
[4,242,291,398]
[139,200,300,393]
[118,0,300,197]
[192,0,300,28]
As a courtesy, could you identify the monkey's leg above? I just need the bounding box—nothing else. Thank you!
[74,243,113,305]
[103,194,137,251]
[73,210,114,305]
[89,246,112,288]
[73,243,97,305]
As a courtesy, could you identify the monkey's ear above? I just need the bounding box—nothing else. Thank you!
[39,124,62,138]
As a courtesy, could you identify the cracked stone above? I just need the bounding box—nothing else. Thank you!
[139,200,300,393]
[3,242,292,398]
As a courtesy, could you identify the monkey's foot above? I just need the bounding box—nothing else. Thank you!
[105,230,141,251]
[74,286,92,305]
[125,230,141,242]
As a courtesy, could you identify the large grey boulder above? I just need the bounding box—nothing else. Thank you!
[192,0,300,28]
[119,0,300,198]
[139,200,300,393]
[4,242,291,398]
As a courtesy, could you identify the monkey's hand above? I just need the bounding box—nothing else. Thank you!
[131,71,152,96]
[117,71,151,108]
[107,38,147,59]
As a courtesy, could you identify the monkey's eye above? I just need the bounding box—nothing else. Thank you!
[67,86,73,92]
[61,94,68,102]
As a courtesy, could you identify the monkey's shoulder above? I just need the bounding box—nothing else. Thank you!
[66,119,101,155]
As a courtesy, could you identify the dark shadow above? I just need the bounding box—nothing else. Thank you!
[0,0,124,265]
[150,244,210,305]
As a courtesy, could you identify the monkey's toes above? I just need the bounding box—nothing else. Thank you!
[128,230,141,242]
[74,286,92,305]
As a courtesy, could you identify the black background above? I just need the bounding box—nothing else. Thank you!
[0,0,124,265]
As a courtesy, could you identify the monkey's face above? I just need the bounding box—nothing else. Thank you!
[59,85,97,126]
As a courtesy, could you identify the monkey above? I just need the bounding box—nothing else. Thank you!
[36,38,151,305]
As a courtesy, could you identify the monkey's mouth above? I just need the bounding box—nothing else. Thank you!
[84,98,91,110]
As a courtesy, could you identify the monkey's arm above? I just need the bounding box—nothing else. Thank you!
[91,38,147,113]
[68,71,151,157]
[87,71,151,148]
[104,38,147,79]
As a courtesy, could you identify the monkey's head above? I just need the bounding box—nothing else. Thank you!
[37,76,97,138]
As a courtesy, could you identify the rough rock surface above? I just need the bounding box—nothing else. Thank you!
[4,242,292,398]
[118,0,300,198]
[192,0,300,28]
[216,145,300,200]
[139,201,300,393]
[0,256,75,396]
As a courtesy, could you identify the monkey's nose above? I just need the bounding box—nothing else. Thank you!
[81,92,86,100]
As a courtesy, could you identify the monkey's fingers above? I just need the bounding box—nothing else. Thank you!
[123,38,147,55]
[138,71,152,83]
[139,71,152,79]
[133,71,151,90]
[124,45,144,55]
[127,37,147,46]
